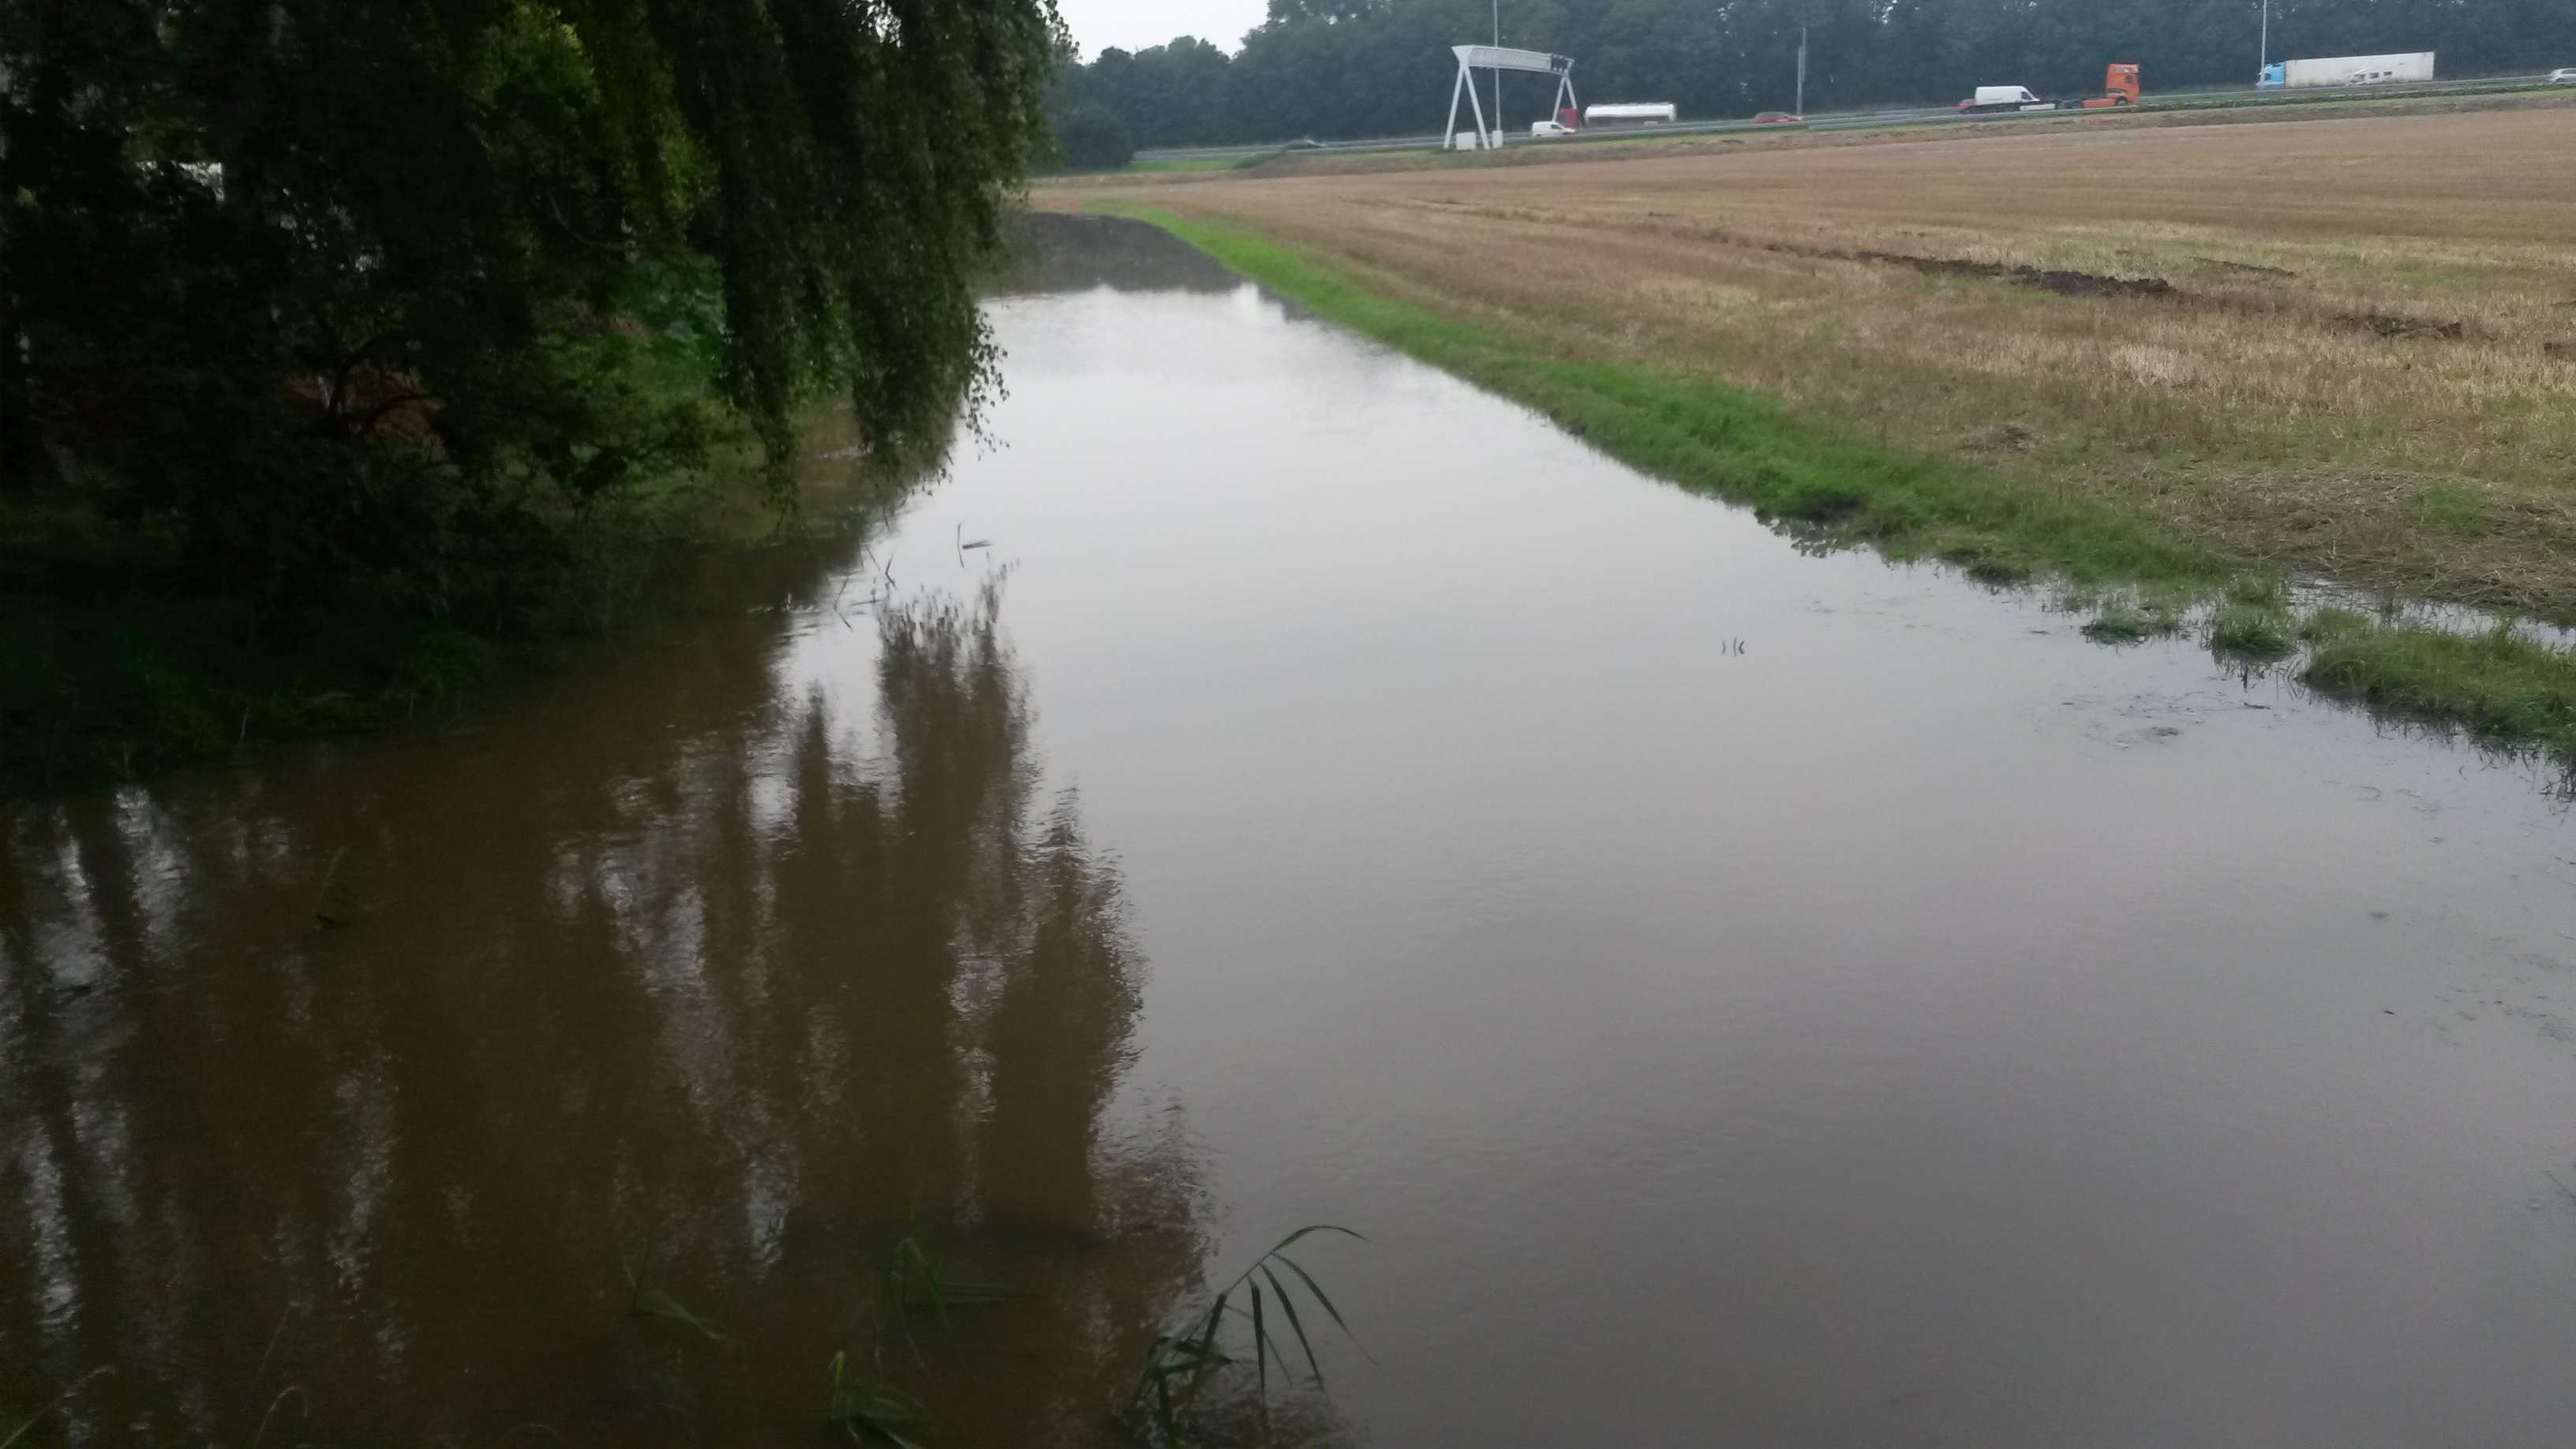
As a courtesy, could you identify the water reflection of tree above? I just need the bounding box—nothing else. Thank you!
[991,213,1245,298]
[0,578,1209,1443]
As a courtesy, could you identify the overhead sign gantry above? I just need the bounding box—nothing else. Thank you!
[1443,45,1576,151]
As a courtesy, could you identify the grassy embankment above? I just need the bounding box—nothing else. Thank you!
[1077,103,2576,772]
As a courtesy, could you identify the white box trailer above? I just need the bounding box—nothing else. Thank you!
[2278,51,2434,88]
[1583,102,1676,126]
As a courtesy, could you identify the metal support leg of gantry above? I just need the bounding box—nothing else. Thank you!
[1443,44,1574,150]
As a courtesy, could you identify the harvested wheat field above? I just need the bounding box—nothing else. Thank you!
[1062,102,2576,617]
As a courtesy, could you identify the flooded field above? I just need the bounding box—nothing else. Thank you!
[7,215,2576,1445]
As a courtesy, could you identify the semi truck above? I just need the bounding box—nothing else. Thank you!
[1956,64,2140,114]
[2257,51,2435,88]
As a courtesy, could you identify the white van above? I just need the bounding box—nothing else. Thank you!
[1958,85,2050,114]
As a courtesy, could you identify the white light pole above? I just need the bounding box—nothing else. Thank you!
[1492,0,1502,147]
[2259,0,2269,79]
[1795,24,1807,116]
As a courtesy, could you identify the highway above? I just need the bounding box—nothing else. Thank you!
[1133,72,2567,164]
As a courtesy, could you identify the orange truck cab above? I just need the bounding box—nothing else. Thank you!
[2079,63,2140,108]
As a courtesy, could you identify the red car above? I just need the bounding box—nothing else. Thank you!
[1752,111,1803,124]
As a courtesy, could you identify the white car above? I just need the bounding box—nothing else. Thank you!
[1530,120,1573,138]
[2550,68,2576,84]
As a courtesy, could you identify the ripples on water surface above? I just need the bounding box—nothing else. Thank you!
[6,215,2575,1445]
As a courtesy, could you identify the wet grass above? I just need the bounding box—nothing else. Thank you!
[2079,582,2195,644]
[1098,206,2576,778]
[2297,613,2576,766]
[2208,602,2299,660]
[2300,606,2375,642]
[1101,206,2229,593]
[1128,1226,1366,1449]
[7,1217,1364,1447]
[807,1219,1360,1448]
[2081,604,2181,645]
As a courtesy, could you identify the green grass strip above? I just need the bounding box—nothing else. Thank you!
[1099,204,2576,778]
[2300,610,2576,769]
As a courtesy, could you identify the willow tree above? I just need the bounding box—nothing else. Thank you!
[562,0,1065,456]
[0,0,1061,610]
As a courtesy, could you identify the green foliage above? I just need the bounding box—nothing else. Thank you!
[1048,0,2576,148]
[1,0,1060,790]
[1055,103,1139,170]
[5,0,1063,519]
[1129,1225,1365,1447]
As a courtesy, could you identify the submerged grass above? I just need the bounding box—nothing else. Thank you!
[0,590,511,797]
[2082,604,2179,645]
[2,410,920,799]
[826,1351,927,1448]
[621,1247,742,1346]
[2299,616,2576,766]
[2,1368,114,1449]
[2208,602,2299,660]
[1069,107,2576,616]
[1101,205,2576,777]
[1127,1225,1366,1449]
[2080,581,2196,644]
[1101,206,2227,592]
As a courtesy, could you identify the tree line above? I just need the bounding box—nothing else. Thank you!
[1050,0,2576,151]
[2,0,1058,620]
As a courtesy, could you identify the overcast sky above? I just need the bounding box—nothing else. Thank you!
[1058,0,1270,57]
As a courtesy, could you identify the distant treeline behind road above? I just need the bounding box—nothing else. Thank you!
[1051,0,2576,147]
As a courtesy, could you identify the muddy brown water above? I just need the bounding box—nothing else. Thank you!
[8,215,2576,1446]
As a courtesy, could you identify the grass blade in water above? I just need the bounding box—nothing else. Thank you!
[1269,1253,1370,1363]
[1260,1264,1326,1387]
[1252,1281,1268,1402]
